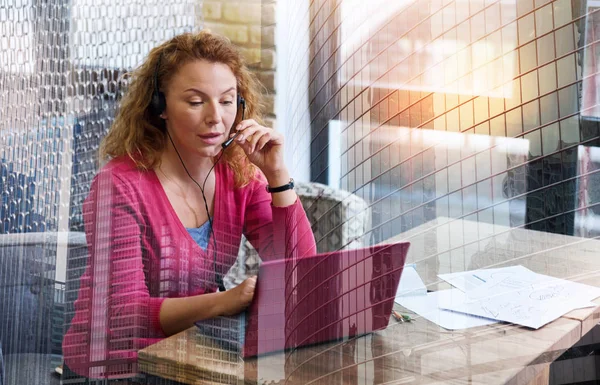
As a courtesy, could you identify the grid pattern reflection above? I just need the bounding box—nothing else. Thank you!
[286,0,600,383]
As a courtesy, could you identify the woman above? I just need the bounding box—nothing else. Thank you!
[62,31,316,380]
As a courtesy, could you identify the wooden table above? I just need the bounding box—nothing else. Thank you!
[139,217,600,384]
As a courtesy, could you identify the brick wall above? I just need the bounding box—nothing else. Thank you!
[202,0,277,128]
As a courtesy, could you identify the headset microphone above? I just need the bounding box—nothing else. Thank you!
[221,95,246,149]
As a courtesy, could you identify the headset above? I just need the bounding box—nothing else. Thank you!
[150,52,246,292]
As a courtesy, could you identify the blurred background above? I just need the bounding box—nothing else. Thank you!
[1,0,600,383]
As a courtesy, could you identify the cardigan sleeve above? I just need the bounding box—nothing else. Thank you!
[243,173,317,262]
[62,168,166,379]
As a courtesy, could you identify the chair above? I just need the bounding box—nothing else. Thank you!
[223,181,371,288]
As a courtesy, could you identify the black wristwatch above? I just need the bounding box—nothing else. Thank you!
[266,178,294,193]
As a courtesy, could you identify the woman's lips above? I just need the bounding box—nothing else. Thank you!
[198,133,223,145]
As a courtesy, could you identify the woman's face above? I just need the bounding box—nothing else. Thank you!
[161,59,238,158]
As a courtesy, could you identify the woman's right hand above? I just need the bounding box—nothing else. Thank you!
[221,276,257,316]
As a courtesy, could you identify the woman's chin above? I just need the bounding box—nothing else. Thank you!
[195,145,223,159]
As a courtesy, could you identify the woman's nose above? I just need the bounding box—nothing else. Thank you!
[204,102,223,124]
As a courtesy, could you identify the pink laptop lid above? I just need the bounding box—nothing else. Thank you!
[242,242,410,357]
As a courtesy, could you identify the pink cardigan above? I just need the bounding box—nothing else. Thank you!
[62,157,316,379]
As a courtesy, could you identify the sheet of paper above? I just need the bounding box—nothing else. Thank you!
[440,265,600,309]
[396,264,427,297]
[438,265,533,292]
[439,268,600,329]
[396,289,497,330]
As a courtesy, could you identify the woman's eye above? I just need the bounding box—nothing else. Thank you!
[221,100,234,105]
[189,101,203,106]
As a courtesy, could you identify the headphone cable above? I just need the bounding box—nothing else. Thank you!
[165,107,245,292]
[166,130,227,291]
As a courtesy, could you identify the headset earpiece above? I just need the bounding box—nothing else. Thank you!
[151,90,166,116]
[150,53,166,116]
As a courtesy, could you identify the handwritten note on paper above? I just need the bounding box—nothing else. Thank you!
[396,289,497,330]
[439,268,600,329]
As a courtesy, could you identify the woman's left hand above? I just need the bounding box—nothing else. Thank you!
[231,119,285,177]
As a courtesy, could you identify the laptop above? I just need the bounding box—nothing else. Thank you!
[195,242,410,357]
